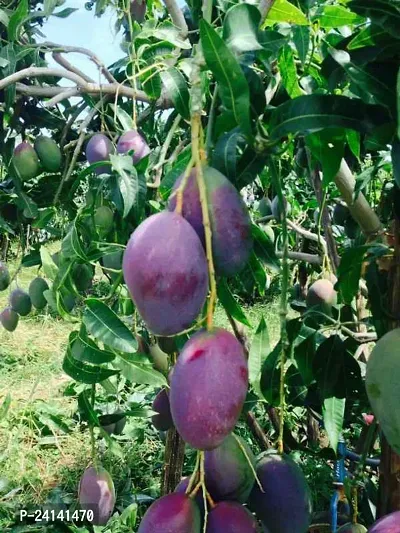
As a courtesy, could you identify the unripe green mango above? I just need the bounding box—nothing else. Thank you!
[34,136,62,172]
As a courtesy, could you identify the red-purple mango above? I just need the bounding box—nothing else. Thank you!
[168,166,252,277]
[368,511,400,532]
[86,133,113,175]
[249,450,311,533]
[122,211,208,335]
[152,388,174,431]
[117,130,150,164]
[170,328,248,450]
[13,142,39,181]
[78,466,115,526]
[207,501,259,532]
[138,492,201,532]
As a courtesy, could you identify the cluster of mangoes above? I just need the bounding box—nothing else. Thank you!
[85,129,150,174]
[0,261,49,331]
[12,136,62,181]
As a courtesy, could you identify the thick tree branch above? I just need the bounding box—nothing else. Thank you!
[5,67,172,108]
[162,0,188,37]
[52,52,94,84]
[335,159,382,238]
[33,41,118,84]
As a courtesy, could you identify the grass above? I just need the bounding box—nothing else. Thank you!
[0,245,287,531]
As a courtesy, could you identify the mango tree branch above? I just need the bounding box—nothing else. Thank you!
[162,0,188,37]
[277,251,322,265]
[287,219,327,253]
[335,159,382,238]
[52,52,95,84]
[4,67,172,108]
[31,41,118,84]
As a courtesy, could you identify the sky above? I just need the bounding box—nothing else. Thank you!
[39,0,124,83]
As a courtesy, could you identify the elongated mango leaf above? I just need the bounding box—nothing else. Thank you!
[306,128,345,186]
[262,0,308,27]
[200,19,251,136]
[110,154,139,218]
[269,95,390,140]
[217,278,250,327]
[62,223,87,261]
[78,389,100,426]
[249,317,270,387]
[348,25,388,50]
[292,25,310,65]
[349,0,400,39]
[83,299,137,353]
[63,348,119,384]
[8,0,28,41]
[212,128,244,180]
[118,353,167,386]
[109,104,135,132]
[278,45,303,98]
[71,332,116,365]
[323,397,345,453]
[160,68,190,119]
[260,342,281,405]
[40,247,58,281]
[312,5,364,28]
[223,4,263,54]
[251,224,280,272]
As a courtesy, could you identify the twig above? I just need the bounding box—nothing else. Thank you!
[46,87,80,107]
[149,114,182,188]
[276,251,322,265]
[287,219,327,253]
[60,102,87,148]
[162,0,188,37]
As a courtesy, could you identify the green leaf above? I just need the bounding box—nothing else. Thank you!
[217,278,251,327]
[8,0,28,41]
[346,129,360,159]
[349,0,400,39]
[278,45,303,98]
[269,95,390,141]
[294,333,317,386]
[292,25,310,65]
[328,47,396,109]
[337,244,387,304]
[260,342,281,405]
[323,397,345,453]
[160,148,191,199]
[212,128,244,180]
[63,348,119,384]
[312,5,364,28]
[223,4,263,54]
[0,9,10,28]
[251,224,280,272]
[141,22,191,49]
[262,0,308,27]
[15,191,38,220]
[40,247,58,281]
[62,223,87,262]
[160,68,190,120]
[118,353,167,386]
[71,332,116,365]
[83,299,137,354]
[109,104,135,132]
[77,389,100,426]
[249,317,270,387]
[200,19,251,136]
[348,25,388,50]
[247,252,267,295]
[306,128,345,186]
[140,65,161,100]
[0,44,16,110]
[110,154,139,218]
[52,7,79,18]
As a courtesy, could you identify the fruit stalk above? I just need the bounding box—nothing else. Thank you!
[271,160,289,454]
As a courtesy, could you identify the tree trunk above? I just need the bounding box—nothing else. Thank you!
[378,216,400,515]
[161,427,186,495]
